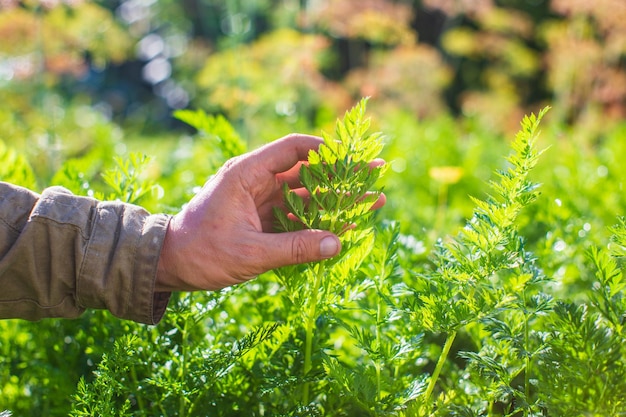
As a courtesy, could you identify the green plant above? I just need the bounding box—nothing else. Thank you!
[534,217,626,416]
[273,97,386,405]
[69,293,282,417]
[3,98,626,417]
[100,153,156,205]
[70,335,137,417]
[397,108,549,416]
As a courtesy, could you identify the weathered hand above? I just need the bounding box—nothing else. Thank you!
[156,133,385,292]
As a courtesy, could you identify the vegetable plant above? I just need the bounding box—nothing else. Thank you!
[273,97,386,405]
[1,101,626,416]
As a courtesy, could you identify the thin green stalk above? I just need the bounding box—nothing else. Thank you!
[130,364,146,412]
[179,313,189,417]
[374,262,387,406]
[302,261,326,404]
[434,183,449,234]
[523,291,531,415]
[423,331,457,406]
[375,298,383,404]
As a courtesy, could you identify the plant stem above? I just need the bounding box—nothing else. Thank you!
[423,331,457,406]
[375,261,387,406]
[302,261,326,404]
[375,301,383,404]
[523,291,531,416]
[179,308,190,417]
[434,183,449,234]
[130,364,146,412]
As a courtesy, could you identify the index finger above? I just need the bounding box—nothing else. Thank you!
[247,134,323,174]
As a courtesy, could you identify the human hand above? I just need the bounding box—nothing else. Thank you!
[155,133,385,292]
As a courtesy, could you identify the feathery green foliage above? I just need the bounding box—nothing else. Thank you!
[173,109,247,160]
[536,218,626,415]
[100,153,156,205]
[274,97,385,237]
[274,97,387,406]
[402,107,550,415]
[3,102,626,417]
[69,336,136,417]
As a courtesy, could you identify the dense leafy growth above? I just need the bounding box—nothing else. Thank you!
[2,100,626,416]
[1,1,625,416]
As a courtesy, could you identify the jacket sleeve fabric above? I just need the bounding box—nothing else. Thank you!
[0,182,172,324]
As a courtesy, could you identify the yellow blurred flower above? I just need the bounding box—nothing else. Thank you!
[429,166,464,185]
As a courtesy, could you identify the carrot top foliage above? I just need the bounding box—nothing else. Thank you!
[274,97,385,238]
[1,102,626,417]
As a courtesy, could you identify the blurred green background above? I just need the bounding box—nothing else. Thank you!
[1,0,623,139]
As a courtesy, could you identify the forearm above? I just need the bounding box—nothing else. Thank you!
[0,182,171,324]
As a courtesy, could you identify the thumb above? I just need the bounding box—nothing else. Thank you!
[257,230,341,270]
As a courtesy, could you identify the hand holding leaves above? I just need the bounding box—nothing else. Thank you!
[274,98,386,238]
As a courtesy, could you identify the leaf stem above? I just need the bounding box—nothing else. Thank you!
[375,260,387,406]
[302,261,326,404]
[423,330,457,407]
[434,183,449,234]
[178,298,191,417]
[179,337,187,416]
[523,290,531,415]
[129,364,146,413]
[375,301,383,405]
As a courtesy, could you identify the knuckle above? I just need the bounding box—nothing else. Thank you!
[285,133,301,141]
[291,236,310,264]
[221,155,242,171]
[218,155,255,190]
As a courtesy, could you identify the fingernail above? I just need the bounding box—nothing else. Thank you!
[320,236,340,258]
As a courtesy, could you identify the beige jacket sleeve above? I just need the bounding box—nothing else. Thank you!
[0,182,172,324]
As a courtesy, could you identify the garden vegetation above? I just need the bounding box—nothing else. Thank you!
[1,1,626,416]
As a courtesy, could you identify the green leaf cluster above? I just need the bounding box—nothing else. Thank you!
[173,109,247,160]
[400,108,553,416]
[274,97,385,238]
[69,335,136,417]
[100,153,156,205]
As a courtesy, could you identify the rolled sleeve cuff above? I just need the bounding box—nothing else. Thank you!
[130,213,173,324]
[76,199,172,324]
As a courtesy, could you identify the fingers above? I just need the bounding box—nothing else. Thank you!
[248,134,324,174]
[369,158,386,170]
[370,191,387,210]
[239,135,387,195]
[275,161,307,189]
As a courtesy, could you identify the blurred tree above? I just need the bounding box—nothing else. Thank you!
[423,0,625,132]
[195,28,347,142]
[1,0,623,137]
[345,43,452,118]
[544,0,626,125]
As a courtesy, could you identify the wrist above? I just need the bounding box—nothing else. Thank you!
[155,216,185,292]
